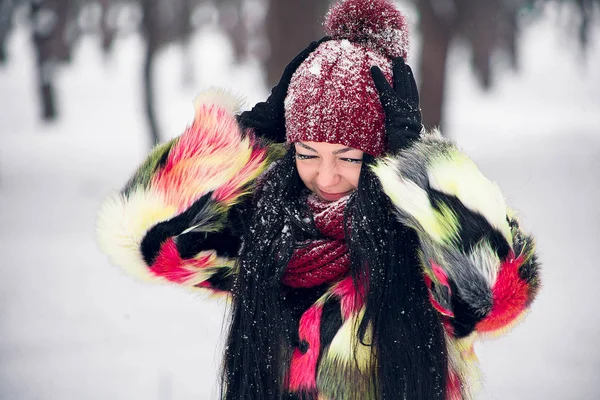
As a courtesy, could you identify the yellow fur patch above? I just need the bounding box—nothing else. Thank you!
[427,149,512,242]
[326,310,373,373]
[372,160,459,244]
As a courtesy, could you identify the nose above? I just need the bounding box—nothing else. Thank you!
[316,162,340,189]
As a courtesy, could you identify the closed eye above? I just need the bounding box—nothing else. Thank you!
[296,153,318,160]
[340,157,362,164]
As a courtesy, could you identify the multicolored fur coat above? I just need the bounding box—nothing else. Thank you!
[97,90,540,399]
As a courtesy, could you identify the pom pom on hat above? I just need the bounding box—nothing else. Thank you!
[324,0,409,59]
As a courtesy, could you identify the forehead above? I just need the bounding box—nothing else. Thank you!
[295,141,362,153]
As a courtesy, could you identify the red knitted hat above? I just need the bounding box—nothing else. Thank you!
[284,0,410,156]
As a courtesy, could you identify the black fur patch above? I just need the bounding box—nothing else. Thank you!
[449,280,486,338]
[285,391,317,400]
[298,340,309,354]
[281,285,329,350]
[319,298,343,353]
[204,267,234,292]
[519,254,540,284]
[429,188,510,259]
[141,222,176,266]
[156,147,170,171]
[141,192,215,266]
[176,229,241,259]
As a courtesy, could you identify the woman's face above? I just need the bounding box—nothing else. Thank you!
[294,141,364,202]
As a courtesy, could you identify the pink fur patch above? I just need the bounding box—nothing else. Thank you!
[446,368,464,400]
[332,276,365,320]
[424,260,454,317]
[423,274,455,318]
[430,260,451,288]
[150,103,268,212]
[288,304,323,392]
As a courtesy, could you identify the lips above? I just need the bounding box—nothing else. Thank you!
[317,189,353,202]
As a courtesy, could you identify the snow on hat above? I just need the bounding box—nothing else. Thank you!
[284,0,409,156]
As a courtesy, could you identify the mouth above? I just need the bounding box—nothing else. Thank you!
[317,189,353,202]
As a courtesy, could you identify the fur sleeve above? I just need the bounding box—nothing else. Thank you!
[372,130,541,338]
[96,89,283,293]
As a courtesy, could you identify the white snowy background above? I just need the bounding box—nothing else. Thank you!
[1,2,599,400]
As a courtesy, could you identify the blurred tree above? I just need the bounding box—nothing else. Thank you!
[122,0,246,146]
[259,0,599,131]
[216,0,247,63]
[415,0,599,131]
[99,0,117,53]
[140,0,194,146]
[30,0,76,120]
[1,0,597,144]
[264,0,328,86]
[0,0,18,63]
[573,0,598,50]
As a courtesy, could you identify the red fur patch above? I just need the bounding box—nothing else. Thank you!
[288,304,323,392]
[151,238,213,284]
[424,261,454,317]
[476,255,529,332]
[424,274,455,318]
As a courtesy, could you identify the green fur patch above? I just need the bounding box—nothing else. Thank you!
[122,138,179,195]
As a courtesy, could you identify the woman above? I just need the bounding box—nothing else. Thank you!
[97,0,540,399]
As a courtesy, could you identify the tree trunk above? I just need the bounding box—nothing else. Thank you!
[264,0,325,87]
[0,0,15,64]
[219,0,247,63]
[143,43,160,147]
[99,0,117,54]
[141,0,161,147]
[31,0,71,120]
[456,0,501,89]
[416,0,454,131]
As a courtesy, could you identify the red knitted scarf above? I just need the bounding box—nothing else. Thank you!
[281,194,351,288]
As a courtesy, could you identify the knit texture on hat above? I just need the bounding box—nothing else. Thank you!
[284,0,409,156]
[324,0,409,59]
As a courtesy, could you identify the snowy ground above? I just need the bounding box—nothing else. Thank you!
[1,4,599,400]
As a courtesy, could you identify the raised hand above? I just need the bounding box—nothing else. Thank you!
[370,57,422,153]
[238,37,330,143]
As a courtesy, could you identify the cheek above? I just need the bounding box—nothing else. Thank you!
[295,161,315,190]
[343,167,361,189]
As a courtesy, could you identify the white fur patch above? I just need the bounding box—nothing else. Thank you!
[96,189,176,281]
[468,241,501,287]
[194,87,245,114]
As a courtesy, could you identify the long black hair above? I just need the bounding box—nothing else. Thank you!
[349,153,448,399]
[221,148,448,399]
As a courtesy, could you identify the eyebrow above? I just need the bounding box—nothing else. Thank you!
[297,142,355,155]
[297,142,317,152]
[332,147,355,155]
